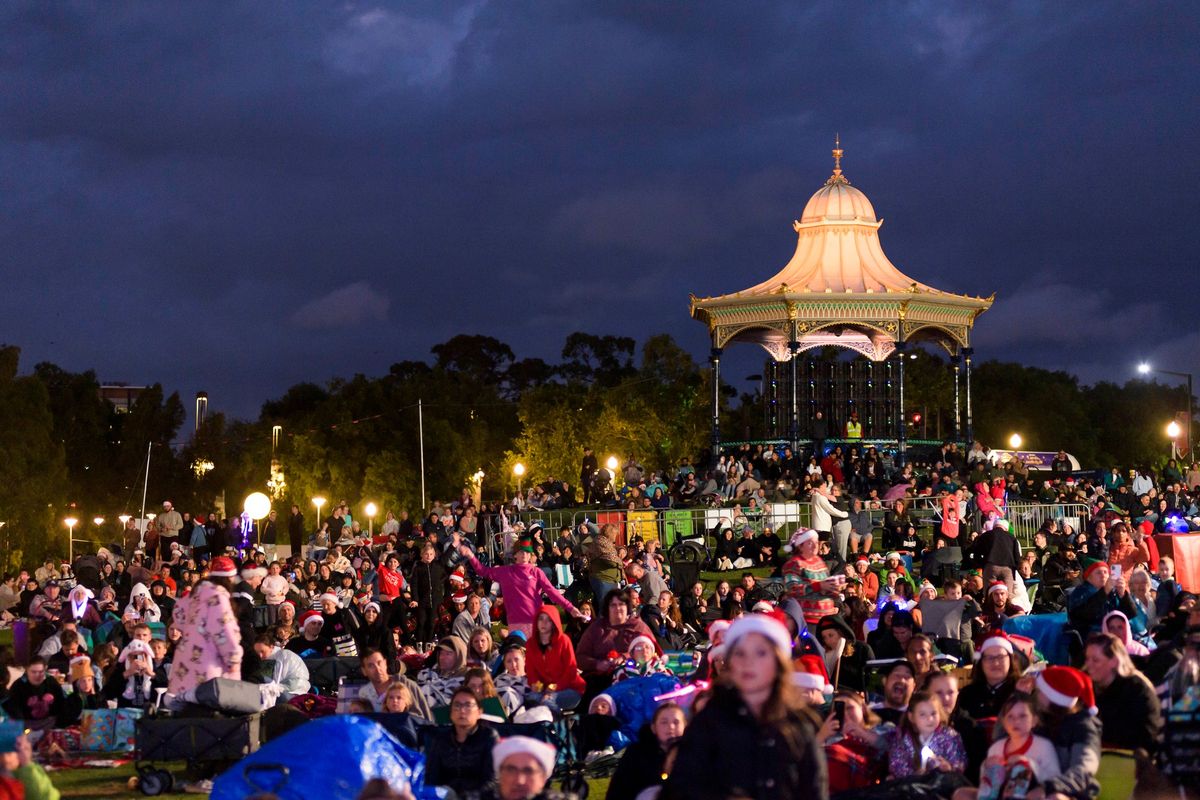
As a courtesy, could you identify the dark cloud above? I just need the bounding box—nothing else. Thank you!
[0,1,1195,419]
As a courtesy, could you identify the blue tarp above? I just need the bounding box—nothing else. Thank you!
[211,715,442,800]
[1004,612,1071,666]
[605,673,681,742]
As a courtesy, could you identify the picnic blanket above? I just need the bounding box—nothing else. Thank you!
[1003,612,1070,666]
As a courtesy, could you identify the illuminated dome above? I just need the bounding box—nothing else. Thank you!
[799,174,877,223]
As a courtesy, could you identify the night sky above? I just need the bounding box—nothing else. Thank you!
[2,2,1197,420]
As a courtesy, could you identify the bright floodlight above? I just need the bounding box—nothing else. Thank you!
[365,502,378,518]
[92,516,105,526]
[244,492,271,520]
[606,456,619,471]
[118,515,131,525]
[513,462,526,477]
[1138,363,1151,374]
[1008,433,1022,449]
[64,517,78,529]
[312,496,326,510]
[1167,421,1183,439]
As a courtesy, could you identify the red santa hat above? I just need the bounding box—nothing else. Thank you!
[987,581,1008,596]
[977,631,1015,657]
[208,556,238,578]
[449,568,468,587]
[751,600,775,614]
[450,592,469,604]
[299,610,324,630]
[492,735,556,778]
[318,592,340,605]
[723,613,792,662]
[1036,666,1097,715]
[626,635,656,655]
[785,528,818,552]
[706,619,731,643]
[792,653,832,693]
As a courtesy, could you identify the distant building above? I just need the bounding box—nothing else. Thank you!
[99,383,146,413]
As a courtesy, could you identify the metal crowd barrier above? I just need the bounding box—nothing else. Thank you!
[483,498,1090,555]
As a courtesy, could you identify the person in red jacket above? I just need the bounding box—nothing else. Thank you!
[525,605,585,711]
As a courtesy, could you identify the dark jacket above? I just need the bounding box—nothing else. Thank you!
[1040,710,1102,800]
[424,722,500,795]
[607,724,668,800]
[1095,672,1162,751]
[662,686,827,800]
[411,560,447,609]
[971,528,1021,570]
[956,676,1016,722]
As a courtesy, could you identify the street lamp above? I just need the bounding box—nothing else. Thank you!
[1168,420,1183,458]
[312,496,327,522]
[118,514,131,526]
[606,456,619,472]
[1138,362,1194,459]
[513,462,526,496]
[1008,433,1023,450]
[365,502,378,536]
[64,516,78,563]
[92,516,105,526]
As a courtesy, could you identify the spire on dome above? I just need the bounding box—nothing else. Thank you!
[827,134,849,186]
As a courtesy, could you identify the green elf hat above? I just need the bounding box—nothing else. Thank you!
[1080,556,1107,581]
[515,538,536,554]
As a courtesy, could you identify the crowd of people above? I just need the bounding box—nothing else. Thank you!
[0,443,1195,800]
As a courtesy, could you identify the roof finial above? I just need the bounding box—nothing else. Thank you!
[827,134,849,185]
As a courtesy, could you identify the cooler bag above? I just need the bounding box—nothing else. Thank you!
[194,677,263,714]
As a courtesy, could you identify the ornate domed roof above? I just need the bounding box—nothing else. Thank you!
[799,151,876,224]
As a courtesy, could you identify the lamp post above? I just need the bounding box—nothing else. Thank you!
[365,502,378,536]
[312,496,327,525]
[64,516,78,563]
[1168,420,1183,459]
[92,516,105,526]
[1008,433,1023,450]
[1139,362,1194,458]
[513,462,526,497]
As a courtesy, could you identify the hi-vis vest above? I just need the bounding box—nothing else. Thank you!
[845,420,863,439]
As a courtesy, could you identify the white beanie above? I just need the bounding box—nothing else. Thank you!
[492,735,556,777]
[723,614,792,661]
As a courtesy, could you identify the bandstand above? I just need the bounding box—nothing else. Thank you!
[690,141,993,463]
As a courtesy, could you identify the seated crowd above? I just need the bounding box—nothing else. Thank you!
[0,446,1193,800]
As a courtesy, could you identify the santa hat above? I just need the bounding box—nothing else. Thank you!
[241,566,267,580]
[784,528,818,553]
[1037,666,1097,715]
[626,635,656,655]
[355,591,372,604]
[855,554,870,564]
[792,653,833,693]
[209,556,238,578]
[884,551,902,562]
[449,568,468,587]
[987,581,1008,596]
[451,592,468,604]
[723,613,792,662]
[919,581,937,595]
[299,610,324,630]
[318,592,339,605]
[492,735,556,777]
[751,600,775,614]
[364,601,381,615]
[707,619,731,644]
[978,631,1015,657]
[588,693,615,714]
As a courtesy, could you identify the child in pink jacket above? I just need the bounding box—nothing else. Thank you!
[457,534,582,638]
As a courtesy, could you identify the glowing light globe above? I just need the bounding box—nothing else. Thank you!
[244,492,271,520]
